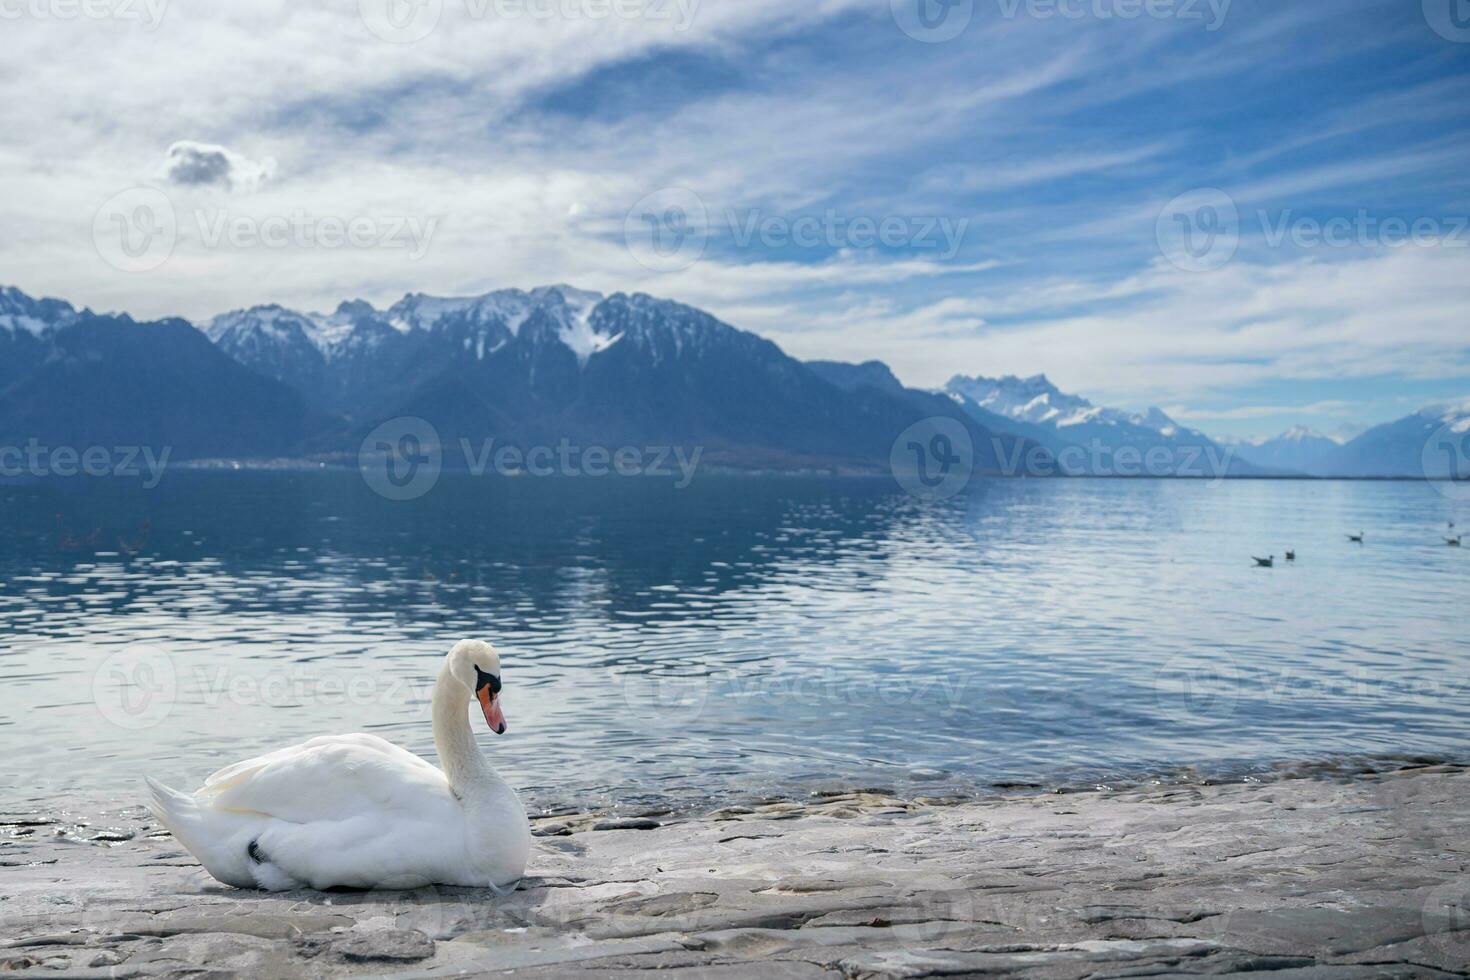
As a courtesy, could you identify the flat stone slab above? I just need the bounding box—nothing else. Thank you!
[1,767,1466,978]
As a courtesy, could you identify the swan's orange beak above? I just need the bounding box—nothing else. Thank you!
[478,685,507,735]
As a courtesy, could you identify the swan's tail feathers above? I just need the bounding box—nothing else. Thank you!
[144,776,214,859]
[143,778,256,889]
[144,776,192,834]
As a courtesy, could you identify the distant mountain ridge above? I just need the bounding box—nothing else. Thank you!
[0,284,1044,476]
[0,295,324,460]
[943,374,1255,477]
[1,282,1464,480]
[1228,427,1345,475]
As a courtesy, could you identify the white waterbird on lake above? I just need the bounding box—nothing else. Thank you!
[145,640,529,892]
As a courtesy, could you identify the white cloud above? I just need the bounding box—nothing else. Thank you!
[758,246,1470,404]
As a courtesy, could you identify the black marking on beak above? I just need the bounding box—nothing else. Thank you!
[475,667,501,695]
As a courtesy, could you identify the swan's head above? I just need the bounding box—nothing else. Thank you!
[448,640,507,735]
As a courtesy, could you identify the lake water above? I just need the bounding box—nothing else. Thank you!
[2,472,1466,813]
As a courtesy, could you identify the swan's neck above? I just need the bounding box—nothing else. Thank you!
[432,666,494,791]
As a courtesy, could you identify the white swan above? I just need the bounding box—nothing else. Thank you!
[144,640,530,892]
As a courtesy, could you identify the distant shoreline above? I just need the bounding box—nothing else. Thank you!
[4,457,1465,485]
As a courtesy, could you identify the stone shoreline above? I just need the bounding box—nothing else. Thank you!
[3,765,1467,978]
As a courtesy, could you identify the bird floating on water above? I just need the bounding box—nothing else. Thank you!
[1253,556,1275,568]
[1285,550,1296,561]
[1348,532,1365,543]
[1448,536,1463,547]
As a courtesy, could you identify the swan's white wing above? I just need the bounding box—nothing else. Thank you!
[196,733,456,825]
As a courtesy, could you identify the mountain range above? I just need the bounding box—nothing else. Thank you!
[1,283,1465,481]
[0,284,1043,477]
[943,374,1257,477]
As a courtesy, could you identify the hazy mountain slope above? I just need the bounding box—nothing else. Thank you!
[0,311,329,460]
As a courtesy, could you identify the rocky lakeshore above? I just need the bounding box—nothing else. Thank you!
[3,765,1467,979]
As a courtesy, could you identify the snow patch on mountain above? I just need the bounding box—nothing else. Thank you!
[205,285,632,367]
[540,285,620,364]
[946,374,1187,436]
[0,286,75,336]
[1419,398,1470,433]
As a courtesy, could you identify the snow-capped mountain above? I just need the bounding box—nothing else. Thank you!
[1328,401,1470,478]
[948,374,1095,427]
[350,288,1039,472]
[0,299,322,460]
[0,284,1042,473]
[0,286,80,390]
[1230,426,1344,476]
[0,285,76,336]
[947,374,1196,437]
[7,280,1460,479]
[944,374,1249,476]
[204,286,633,419]
[1226,406,1470,478]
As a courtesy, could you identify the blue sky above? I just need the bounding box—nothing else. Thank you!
[2,0,1468,439]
